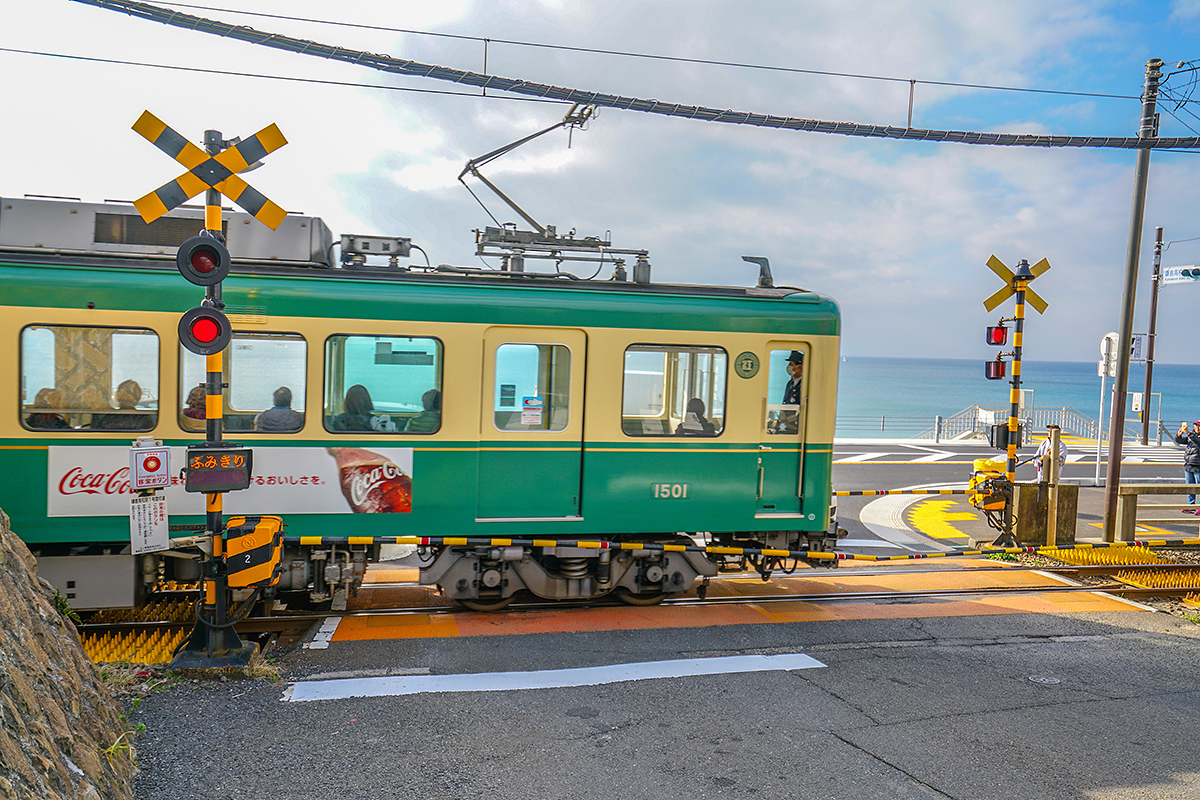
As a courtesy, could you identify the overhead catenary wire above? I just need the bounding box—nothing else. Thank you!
[154,1,1143,103]
[69,0,1200,151]
[0,45,562,105]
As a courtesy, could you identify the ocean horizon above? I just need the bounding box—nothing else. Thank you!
[836,356,1200,439]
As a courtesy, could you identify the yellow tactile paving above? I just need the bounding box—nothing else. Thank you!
[907,499,980,540]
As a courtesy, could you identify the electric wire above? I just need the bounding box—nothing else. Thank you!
[64,0,1200,151]
[0,45,561,105]
[154,1,1142,102]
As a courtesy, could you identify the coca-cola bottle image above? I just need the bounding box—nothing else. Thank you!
[327,447,412,513]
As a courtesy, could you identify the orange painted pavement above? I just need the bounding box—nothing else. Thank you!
[333,563,1142,642]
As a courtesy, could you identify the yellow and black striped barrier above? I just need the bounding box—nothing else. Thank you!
[284,535,1200,563]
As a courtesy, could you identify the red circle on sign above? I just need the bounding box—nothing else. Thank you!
[143,456,160,472]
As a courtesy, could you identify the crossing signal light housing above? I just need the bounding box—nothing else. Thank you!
[985,325,1008,345]
[179,305,232,356]
[985,358,1006,380]
[176,235,231,286]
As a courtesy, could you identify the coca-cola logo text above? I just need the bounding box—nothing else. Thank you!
[348,462,405,507]
[59,466,132,496]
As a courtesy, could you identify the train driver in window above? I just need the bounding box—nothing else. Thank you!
[27,387,69,429]
[675,397,716,436]
[768,351,802,435]
[94,379,153,430]
[782,350,803,405]
[405,389,441,433]
[255,386,304,432]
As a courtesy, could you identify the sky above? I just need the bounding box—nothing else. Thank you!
[4,0,1200,365]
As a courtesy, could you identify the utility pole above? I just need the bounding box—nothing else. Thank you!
[1140,226,1163,445]
[1103,58,1164,541]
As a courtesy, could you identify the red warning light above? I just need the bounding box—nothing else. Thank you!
[190,250,218,274]
[190,316,220,343]
[985,326,1008,346]
[178,306,232,356]
[176,235,230,286]
[984,359,1006,380]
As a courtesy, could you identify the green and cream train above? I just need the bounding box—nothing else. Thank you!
[0,196,840,610]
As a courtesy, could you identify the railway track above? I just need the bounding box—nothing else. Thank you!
[76,561,1200,663]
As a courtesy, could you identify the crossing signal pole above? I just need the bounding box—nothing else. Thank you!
[130,111,288,668]
[982,255,1051,545]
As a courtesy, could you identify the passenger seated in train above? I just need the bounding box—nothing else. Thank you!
[26,387,69,429]
[180,385,206,432]
[405,389,441,433]
[93,379,154,430]
[675,398,716,436]
[329,384,396,432]
[254,386,304,432]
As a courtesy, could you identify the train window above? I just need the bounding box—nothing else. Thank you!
[19,324,159,432]
[323,335,443,434]
[765,349,803,435]
[493,344,570,432]
[622,345,726,437]
[180,332,307,433]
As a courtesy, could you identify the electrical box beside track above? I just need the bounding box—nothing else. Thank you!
[969,458,1007,511]
[225,515,285,589]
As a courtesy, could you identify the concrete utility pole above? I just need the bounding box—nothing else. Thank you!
[1103,58,1164,541]
[1140,226,1163,445]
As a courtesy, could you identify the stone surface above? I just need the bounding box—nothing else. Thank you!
[0,508,133,800]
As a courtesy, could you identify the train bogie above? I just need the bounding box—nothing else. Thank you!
[421,540,719,608]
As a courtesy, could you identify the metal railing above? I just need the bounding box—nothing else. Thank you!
[912,406,1099,441]
[838,406,1191,444]
[835,415,943,438]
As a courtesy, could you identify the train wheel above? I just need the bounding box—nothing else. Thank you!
[614,587,668,606]
[458,596,514,612]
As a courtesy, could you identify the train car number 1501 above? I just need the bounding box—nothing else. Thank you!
[652,483,689,499]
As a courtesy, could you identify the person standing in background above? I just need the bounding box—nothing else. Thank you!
[1175,420,1200,514]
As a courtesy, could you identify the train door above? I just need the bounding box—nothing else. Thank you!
[477,327,586,520]
[757,344,807,516]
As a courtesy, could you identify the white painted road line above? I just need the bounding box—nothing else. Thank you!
[834,453,892,463]
[304,617,341,650]
[283,653,827,702]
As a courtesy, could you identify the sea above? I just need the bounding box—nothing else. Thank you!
[837,357,1200,439]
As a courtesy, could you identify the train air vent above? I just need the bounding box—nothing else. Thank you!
[94,213,227,248]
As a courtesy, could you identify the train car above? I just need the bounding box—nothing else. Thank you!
[0,196,841,611]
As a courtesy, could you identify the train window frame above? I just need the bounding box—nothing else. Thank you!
[19,323,160,433]
[178,331,308,435]
[490,342,572,433]
[621,344,728,438]
[322,334,444,435]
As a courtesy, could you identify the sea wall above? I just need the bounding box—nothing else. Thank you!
[0,508,134,800]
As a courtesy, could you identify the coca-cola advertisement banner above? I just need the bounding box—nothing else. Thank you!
[48,446,413,517]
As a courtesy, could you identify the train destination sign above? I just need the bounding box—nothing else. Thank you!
[184,446,253,494]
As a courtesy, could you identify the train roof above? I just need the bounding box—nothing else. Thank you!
[0,196,840,334]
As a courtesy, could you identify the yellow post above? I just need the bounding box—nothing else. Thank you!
[1046,426,1060,546]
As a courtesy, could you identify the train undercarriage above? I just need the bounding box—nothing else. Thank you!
[419,529,843,610]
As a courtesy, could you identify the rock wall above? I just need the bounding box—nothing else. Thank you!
[0,508,133,800]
